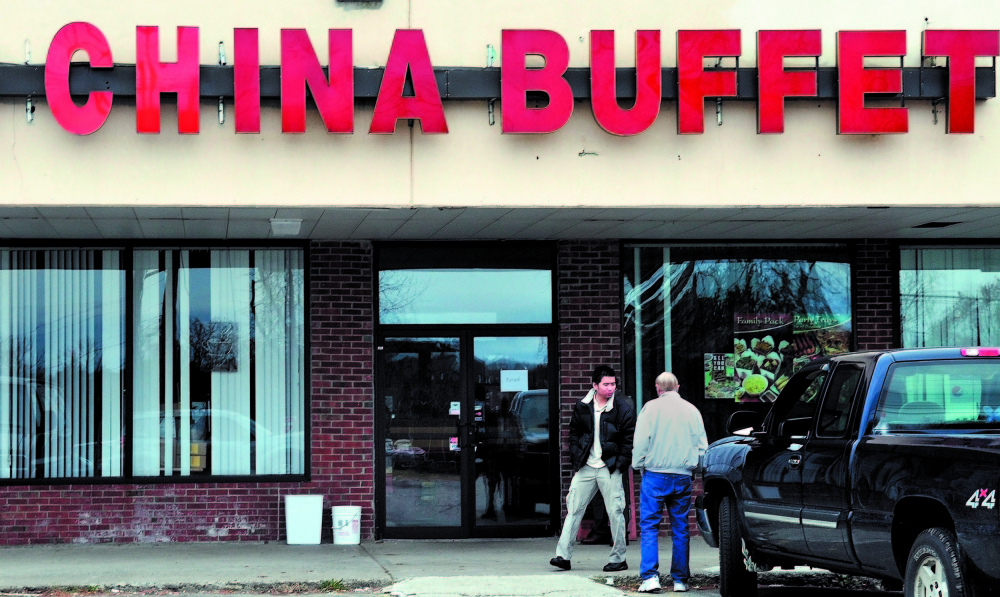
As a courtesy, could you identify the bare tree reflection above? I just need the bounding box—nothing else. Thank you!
[378,271,428,324]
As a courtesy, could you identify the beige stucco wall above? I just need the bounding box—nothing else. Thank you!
[0,0,998,209]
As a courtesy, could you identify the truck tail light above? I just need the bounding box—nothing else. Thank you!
[961,348,1000,357]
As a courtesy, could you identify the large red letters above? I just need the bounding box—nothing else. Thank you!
[136,26,200,134]
[501,30,574,134]
[234,28,261,134]
[370,30,448,134]
[280,29,353,133]
[40,26,1000,137]
[590,30,661,136]
[677,30,740,134]
[837,30,908,134]
[757,30,821,134]
[923,30,1000,133]
[45,22,114,135]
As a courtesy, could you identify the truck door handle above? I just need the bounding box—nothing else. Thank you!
[788,454,802,469]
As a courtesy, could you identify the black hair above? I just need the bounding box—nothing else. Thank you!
[591,365,617,385]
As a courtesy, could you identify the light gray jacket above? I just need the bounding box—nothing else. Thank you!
[632,390,708,476]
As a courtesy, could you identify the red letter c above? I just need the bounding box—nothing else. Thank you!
[45,22,113,135]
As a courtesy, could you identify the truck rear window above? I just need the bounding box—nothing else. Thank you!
[872,360,1000,431]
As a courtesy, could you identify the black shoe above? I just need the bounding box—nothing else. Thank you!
[549,556,571,570]
[603,561,628,572]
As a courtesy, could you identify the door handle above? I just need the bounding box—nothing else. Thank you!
[788,454,802,469]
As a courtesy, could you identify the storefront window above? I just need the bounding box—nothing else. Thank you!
[0,250,124,479]
[132,249,305,477]
[0,248,305,481]
[623,244,852,440]
[377,243,553,325]
[379,269,551,324]
[900,247,1000,347]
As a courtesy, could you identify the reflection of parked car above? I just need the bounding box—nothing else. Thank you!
[3,376,107,479]
[131,408,303,476]
[510,389,548,449]
[507,389,551,512]
[387,439,427,469]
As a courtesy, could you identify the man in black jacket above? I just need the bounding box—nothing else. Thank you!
[550,365,636,572]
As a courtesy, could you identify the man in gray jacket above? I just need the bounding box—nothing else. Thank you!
[632,372,708,593]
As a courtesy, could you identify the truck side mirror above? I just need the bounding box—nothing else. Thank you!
[727,410,763,435]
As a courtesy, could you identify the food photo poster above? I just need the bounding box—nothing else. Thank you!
[704,312,852,403]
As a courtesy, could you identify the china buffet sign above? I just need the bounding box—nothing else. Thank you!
[43,23,999,136]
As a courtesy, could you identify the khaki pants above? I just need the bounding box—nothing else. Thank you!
[555,465,627,564]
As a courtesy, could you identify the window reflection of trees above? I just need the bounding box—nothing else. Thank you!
[900,248,1000,347]
[378,271,429,324]
[673,260,848,320]
[623,247,851,443]
[384,341,460,419]
[625,259,850,338]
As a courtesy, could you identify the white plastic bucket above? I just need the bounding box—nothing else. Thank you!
[332,505,362,545]
[284,495,323,545]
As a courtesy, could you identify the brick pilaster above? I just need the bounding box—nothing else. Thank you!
[556,241,621,519]
[854,239,897,350]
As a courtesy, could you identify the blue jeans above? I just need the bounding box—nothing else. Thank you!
[639,472,692,583]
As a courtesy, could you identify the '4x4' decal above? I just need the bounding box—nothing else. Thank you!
[966,488,997,509]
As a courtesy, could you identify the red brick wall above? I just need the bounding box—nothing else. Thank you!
[854,239,897,350]
[0,241,375,544]
[556,240,622,516]
[308,241,376,539]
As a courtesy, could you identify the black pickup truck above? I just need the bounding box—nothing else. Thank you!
[696,347,1000,597]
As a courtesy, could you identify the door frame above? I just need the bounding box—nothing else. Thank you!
[374,325,559,539]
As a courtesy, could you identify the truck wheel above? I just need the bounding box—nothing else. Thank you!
[904,528,975,597]
[719,495,758,597]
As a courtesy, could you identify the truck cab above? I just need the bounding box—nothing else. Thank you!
[697,347,1000,597]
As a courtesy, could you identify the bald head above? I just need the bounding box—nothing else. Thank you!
[655,372,679,394]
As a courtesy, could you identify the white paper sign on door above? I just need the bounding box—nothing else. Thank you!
[500,370,529,392]
[449,401,461,415]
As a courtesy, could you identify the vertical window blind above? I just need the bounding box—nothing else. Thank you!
[131,249,305,477]
[0,248,305,481]
[0,250,124,479]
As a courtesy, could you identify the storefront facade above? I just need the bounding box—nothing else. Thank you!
[0,0,997,543]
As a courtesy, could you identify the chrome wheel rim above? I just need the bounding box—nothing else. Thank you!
[914,555,949,597]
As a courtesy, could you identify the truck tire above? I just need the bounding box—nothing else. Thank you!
[904,528,976,597]
[719,495,758,597]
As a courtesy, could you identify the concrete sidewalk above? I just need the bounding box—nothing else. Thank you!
[0,538,721,592]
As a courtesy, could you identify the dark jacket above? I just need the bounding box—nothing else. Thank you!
[567,390,636,473]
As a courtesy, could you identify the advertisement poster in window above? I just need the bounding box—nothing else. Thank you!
[732,313,794,403]
[704,313,852,403]
[792,313,852,363]
[704,353,738,399]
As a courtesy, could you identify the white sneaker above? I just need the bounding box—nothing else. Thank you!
[638,577,662,593]
[673,581,689,592]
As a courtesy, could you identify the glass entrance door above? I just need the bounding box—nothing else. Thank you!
[380,337,463,530]
[472,336,552,532]
[377,332,555,538]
